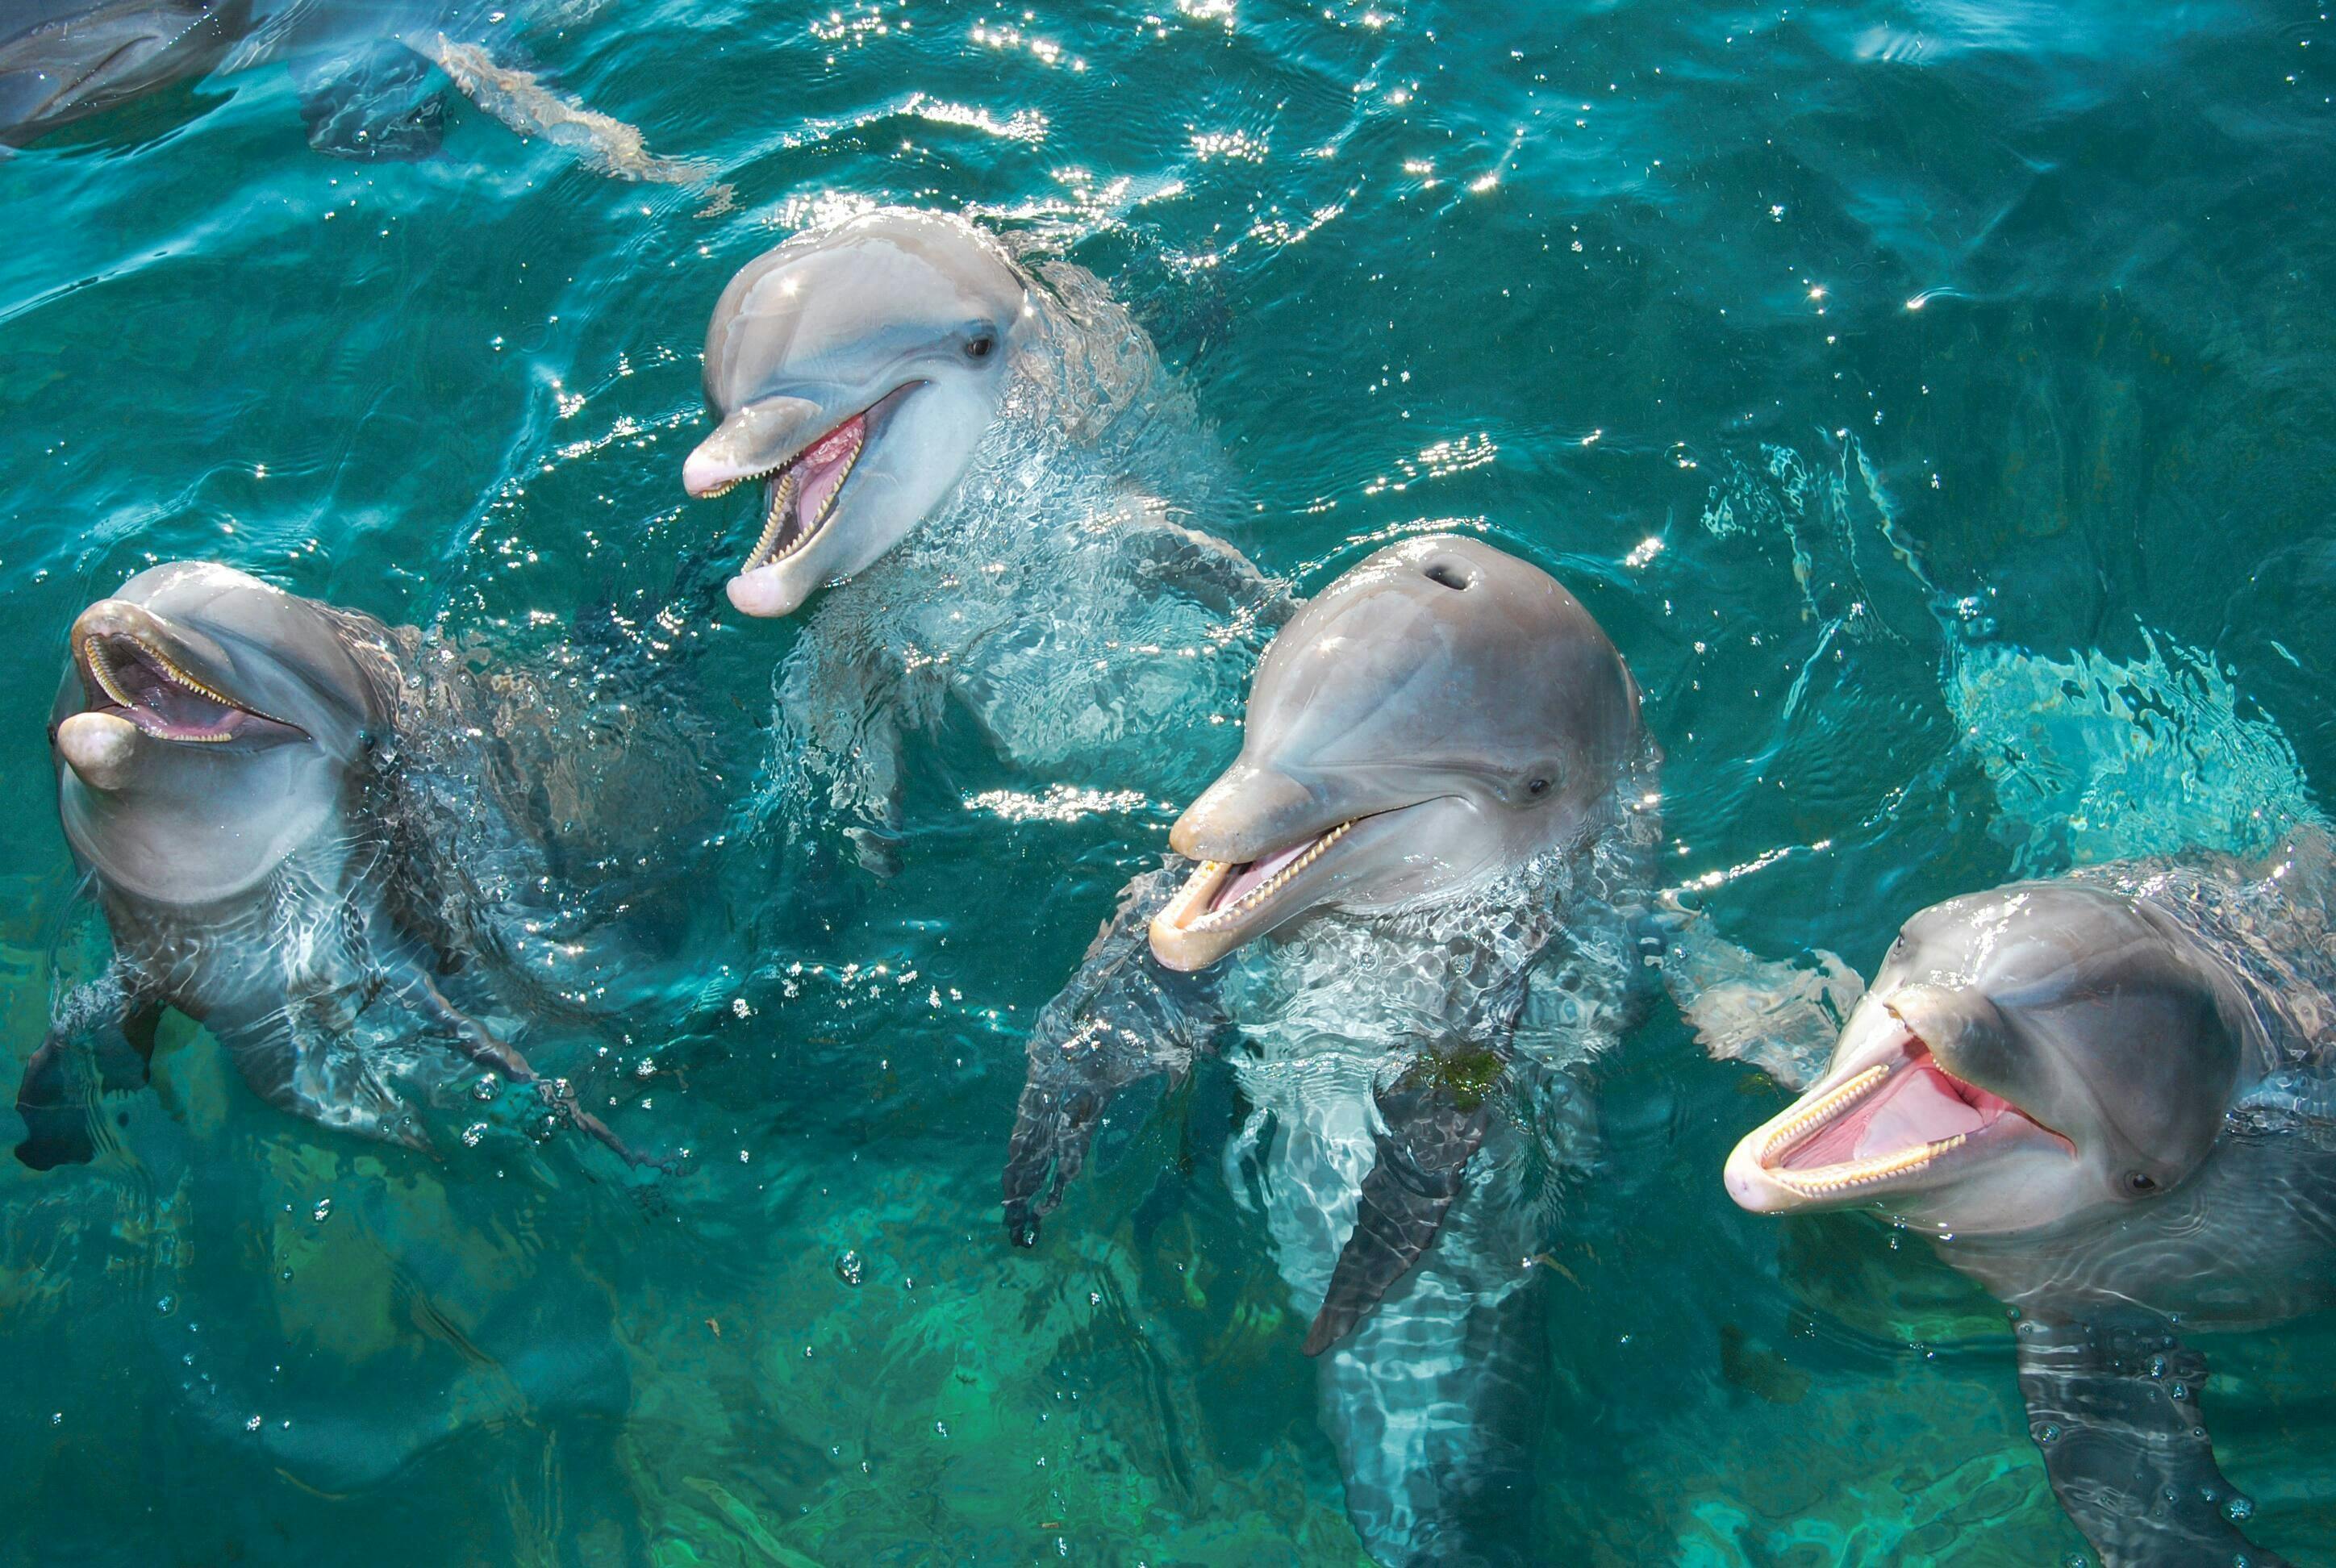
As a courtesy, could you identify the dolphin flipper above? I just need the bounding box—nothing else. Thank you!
[1003,864,1224,1245]
[294,38,445,160]
[15,971,160,1170]
[2016,1320,2292,1568]
[1304,1064,1491,1357]
[411,35,732,212]
[1659,904,1863,1093]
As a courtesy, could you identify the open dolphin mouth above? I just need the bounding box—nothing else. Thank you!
[1159,818,1361,936]
[697,385,915,575]
[77,632,302,744]
[1749,1010,2071,1199]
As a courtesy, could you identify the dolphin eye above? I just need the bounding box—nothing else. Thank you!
[965,330,999,362]
[2125,1171,2159,1195]
[1525,777,1552,799]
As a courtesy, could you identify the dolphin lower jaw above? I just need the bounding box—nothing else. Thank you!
[695,384,924,616]
[75,627,304,746]
[1726,1010,2073,1216]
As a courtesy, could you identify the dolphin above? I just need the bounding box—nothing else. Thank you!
[19,561,661,1168]
[681,207,1281,845]
[1703,840,2336,1567]
[1002,535,1662,1566]
[0,0,724,201]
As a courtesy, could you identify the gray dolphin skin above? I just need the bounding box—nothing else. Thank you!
[0,0,720,186]
[684,206,1279,840]
[1715,839,2336,1568]
[22,561,649,1168]
[1003,535,1661,1566]
[686,208,1036,619]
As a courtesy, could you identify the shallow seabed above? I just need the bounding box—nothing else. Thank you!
[6,1,2336,1562]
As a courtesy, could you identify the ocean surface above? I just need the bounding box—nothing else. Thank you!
[5,0,2336,1562]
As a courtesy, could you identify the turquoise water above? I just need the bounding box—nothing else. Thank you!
[6,0,2336,1562]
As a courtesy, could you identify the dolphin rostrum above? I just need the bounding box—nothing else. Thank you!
[1003,534,1662,1565]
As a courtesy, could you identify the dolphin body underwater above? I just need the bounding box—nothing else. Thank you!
[683,207,1279,843]
[0,0,720,198]
[1682,837,2336,1567]
[1000,535,1662,1565]
[20,560,714,1168]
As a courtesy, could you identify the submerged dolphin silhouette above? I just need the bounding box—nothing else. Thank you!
[19,561,699,1167]
[1687,839,2336,1567]
[0,0,724,200]
[1003,535,1662,1564]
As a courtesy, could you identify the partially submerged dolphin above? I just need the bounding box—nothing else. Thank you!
[1002,535,1661,1565]
[682,208,1277,839]
[0,0,723,201]
[20,561,673,1167]
[1694,840,2336,1567]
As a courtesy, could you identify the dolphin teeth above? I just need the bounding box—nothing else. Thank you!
[737,419,867,574]
[740,469,801,573]
[1757,1061,1892,1166]
[1179,819,1356,932]
[80,633,298,741]
[1770,1132,1966,1197]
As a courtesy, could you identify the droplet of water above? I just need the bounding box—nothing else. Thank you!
[836,1251,864,1287]
[934,1421,949,1438]
[2038,1423,2063,1444]
[311,1198,332,1223]
[49,1412,61,1427]
[2225,1495,2255,1523]
[245,1416,263,1432]
[473,1075,499,1103]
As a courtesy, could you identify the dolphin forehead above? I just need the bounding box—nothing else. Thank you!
[1245,536,1638,780]
[703,210,1026,409]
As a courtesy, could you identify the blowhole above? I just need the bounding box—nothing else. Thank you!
[1422,559,1473,591]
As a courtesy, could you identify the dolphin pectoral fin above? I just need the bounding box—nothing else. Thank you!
[1003,864,1224,1245]
[2016,1320,2292,1568]
[15,974,161,1170]
[395,970,659,1170]
[1304,1070,1491,1357]
[1658,903,1862,1094]
[411,35,733,213]
[294,39,446,160]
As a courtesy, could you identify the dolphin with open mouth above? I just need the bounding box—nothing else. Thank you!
[19,560,680,1169]
[1001,534,1662,1565]
[682,207,1279,844]
[1683,841,2336,1567]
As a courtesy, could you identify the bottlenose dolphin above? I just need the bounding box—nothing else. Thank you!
[682,208,1279,846]
[19,561,678,1167]
[0,0,724,202]
[1003,535,1662,1565]
[1691,840,2336,1567]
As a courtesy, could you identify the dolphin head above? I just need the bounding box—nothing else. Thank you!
[52,561,390,906]
[0,0,246,144]
[1149,535,1643,971]
[1724,882,2253,1236]
[682,208,1032,619]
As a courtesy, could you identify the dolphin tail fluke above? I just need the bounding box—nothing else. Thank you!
[411,35,734,215]
[1304,1069,1490,1357]
[2016,1320,2293,1568]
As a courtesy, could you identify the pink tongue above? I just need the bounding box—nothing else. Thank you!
[1780,1060,2005,1170]
[1210,834,1319,913]
[792,414,866,528]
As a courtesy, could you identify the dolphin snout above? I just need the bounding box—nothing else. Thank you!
[1169,762,1319,861]
[56,711,143,793]
[683,397,824,498]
